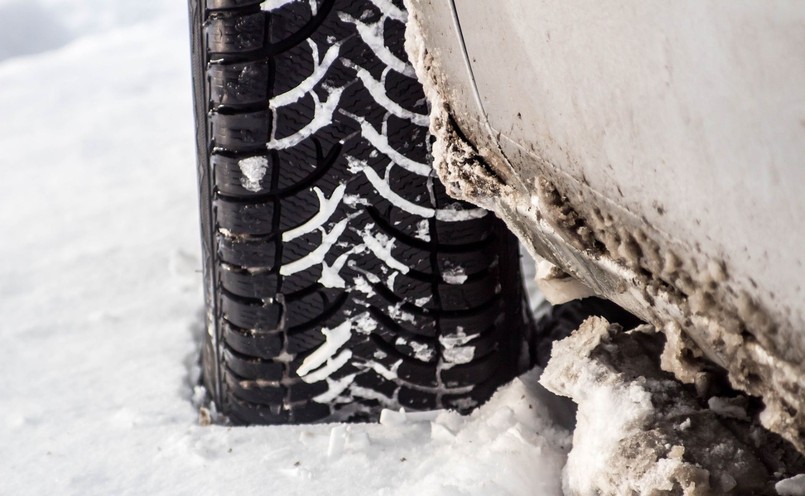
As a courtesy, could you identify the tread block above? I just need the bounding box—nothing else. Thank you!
[227,396,288,425]
[288,381,329,402]
[206,12,265,54]
[209,60,269,107]
[353,369,398,399]
[207,0,264,10]
[380,272,432,303]
[220,266,279,299]
[367,304,437,343]
[442,366,514,414]
[226,372,285,406]
[286,328,326,355]
[380,334,437,364]
[223,348,284,380]
[439,300,503,337]
[398,387,436,411]
[211,111,269,150]
[216,197,274,235]
[437,271,499,312]
[436,250,498,278]
[217,234,276,268]
[223,323,283,360]
[283,290,332,327]
[439,350,501,388]
[432,215,494,245]
[288,328,324,354]
[277,264,322,293]
[213,153,274,197]
[396,358,438,387]
[222,293,283,330]
[289,402,331,423]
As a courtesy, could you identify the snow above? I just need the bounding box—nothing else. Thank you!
[442,266,468,285]
[386,270,399,290]
[387,303,417,325]
[380,408,446,426]
[338,11,417,78]
[415,219,431,241]
[541,320,657,495]
[346,107,432,176]
[348,156,487,221]
[281,183,347,242]
[280,213,358,276]
[540,317,788,494]
[0,1,569,494]
[319,246,365,289]
[368,0,408,23]
[777,474,805,496]
[298,350,353,384]
[439,327,476,364]
[269,87,346,150]
[359,223,411,274]
[346,60,430,127]
[296,320,354,378]
[434,202,488,222]
[271,40,341,108]
[534,257,594,305]
[238,156,269,193]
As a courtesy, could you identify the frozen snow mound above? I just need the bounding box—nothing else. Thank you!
[540,317,804,495]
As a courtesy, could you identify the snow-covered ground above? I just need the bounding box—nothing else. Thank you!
[0,1,569,494]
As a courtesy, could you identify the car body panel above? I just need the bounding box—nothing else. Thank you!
[402,0,497,165]
[405,0,805,451]
[455,0,805,342]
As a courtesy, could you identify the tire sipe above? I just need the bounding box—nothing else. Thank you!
[188,0,532,424]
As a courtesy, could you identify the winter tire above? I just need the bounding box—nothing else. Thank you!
[188,0,532,424]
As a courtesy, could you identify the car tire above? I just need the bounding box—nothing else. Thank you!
[188,0,532,424]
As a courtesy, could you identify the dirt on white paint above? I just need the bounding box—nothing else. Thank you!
[404,1,805,492]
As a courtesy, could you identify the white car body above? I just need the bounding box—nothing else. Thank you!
[404,0,805,451]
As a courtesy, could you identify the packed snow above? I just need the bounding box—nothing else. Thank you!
[776,474,805,496]
[0,1,570,494]
[237,156,269,193]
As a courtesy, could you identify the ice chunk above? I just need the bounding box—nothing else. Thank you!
[776,474,805,496]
